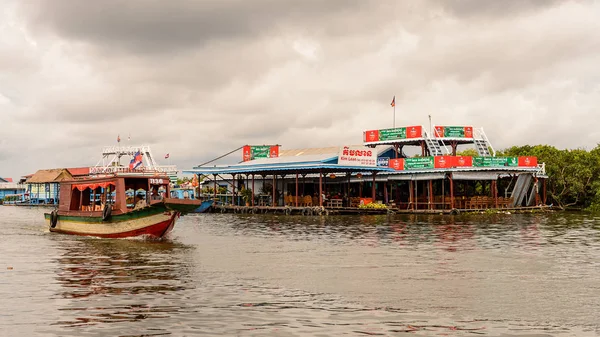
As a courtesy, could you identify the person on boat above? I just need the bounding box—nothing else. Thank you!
[134,193,147,210]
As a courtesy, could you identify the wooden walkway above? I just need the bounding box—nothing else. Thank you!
[206,204,552,216]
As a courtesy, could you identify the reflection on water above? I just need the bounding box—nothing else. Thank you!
[46,238,195,334]
[1,206,599,336]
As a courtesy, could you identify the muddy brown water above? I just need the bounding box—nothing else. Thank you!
[1,206,599,336]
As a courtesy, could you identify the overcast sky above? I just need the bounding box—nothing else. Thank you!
[1,0,599,179]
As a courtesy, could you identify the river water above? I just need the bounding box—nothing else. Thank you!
[0,207,599,337]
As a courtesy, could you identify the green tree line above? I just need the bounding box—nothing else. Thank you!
[460,145,600,211]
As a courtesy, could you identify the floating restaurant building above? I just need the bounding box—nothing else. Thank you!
[185,124,547,213]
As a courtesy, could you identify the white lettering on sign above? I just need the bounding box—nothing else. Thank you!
[150,178,164,185]
[90,167,116,174]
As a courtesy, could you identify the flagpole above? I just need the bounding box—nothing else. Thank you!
[394,101,396,128]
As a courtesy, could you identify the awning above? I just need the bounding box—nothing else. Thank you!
[452,171,499,180]
[72,182,116,191]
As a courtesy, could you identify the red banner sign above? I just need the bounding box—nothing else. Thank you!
[388,158,405,171]
[364,130,379,142]
[434,156,455,169]
[406,126,422,138]
[518,156,538,167]
[455,156,473,167]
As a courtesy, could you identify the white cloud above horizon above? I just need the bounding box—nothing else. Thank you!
[1,0,599,180]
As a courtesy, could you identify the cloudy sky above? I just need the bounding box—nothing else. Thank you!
[1,0,599,179]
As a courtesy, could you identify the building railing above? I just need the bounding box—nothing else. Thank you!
[0,183,26,190]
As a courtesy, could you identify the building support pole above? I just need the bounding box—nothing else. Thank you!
[534,177,540,206]
[372,172,376,201]
[295,173,299,207]
[409,180,414,210]
[543,178,547,204]
[449,174,455,209]
[213,175,217,201]
[232,174,237,206]
[251,174,255,207]
[384,181,388,204]
[272,175,276,207]
[319,170,323,207]
[493,180,498,209]
[428,179,433,210]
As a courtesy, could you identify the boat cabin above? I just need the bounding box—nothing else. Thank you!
[58,174,171,215]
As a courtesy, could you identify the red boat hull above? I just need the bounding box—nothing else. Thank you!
[46,209,179,239]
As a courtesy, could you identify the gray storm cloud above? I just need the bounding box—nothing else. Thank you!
[0,0,598,180]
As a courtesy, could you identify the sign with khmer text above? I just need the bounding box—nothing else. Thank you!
[434,126,473,138]
[363,126,423,143]
[338,146,377,167]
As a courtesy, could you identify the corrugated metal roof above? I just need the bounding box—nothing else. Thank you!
[190,145,394,173]
[235,153,337,166]
[278,146,340,157]
[186,163,393,175]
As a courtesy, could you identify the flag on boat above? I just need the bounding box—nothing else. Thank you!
[165,153,169,159]
[390,96,395,107]
[117,134,121,143]
[129,151,143,170]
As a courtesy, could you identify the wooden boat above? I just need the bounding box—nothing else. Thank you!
[44,174,200,239]
[192,199,217,213]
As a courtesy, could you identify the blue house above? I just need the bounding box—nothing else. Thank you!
[0,177,26,203]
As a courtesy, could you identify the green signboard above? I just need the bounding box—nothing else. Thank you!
[379,127,407,141]
[473,157,518,167]
[250,146,271,159]
[444,126,465,138]
[405,157,434,170]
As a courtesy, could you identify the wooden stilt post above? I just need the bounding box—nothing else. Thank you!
[319,170,323,207]
[449,174,455,209]
[213,174,217,201]
[409,180,414,210]
[251,174,255,207]
[359,176,363,198]
[384,181,388,204]
[493,180,498,209]
[534,177,540,206]
[295,173,299,207]
[232,174,236,206]
[272,174,276,207]
[543,178,547,204]
[371,172,376,201]
[428,179,433,210]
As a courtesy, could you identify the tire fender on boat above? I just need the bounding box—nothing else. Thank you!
[50,209,58,228]
[102,204,112,221]
[284,207,291,215]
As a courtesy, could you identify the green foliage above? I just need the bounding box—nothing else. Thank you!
[498,144,600,210]
[176,177,191,185]
[240,188,253,203]
[456,148,479,157]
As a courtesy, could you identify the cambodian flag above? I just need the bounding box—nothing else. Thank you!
[129,151,143,170]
